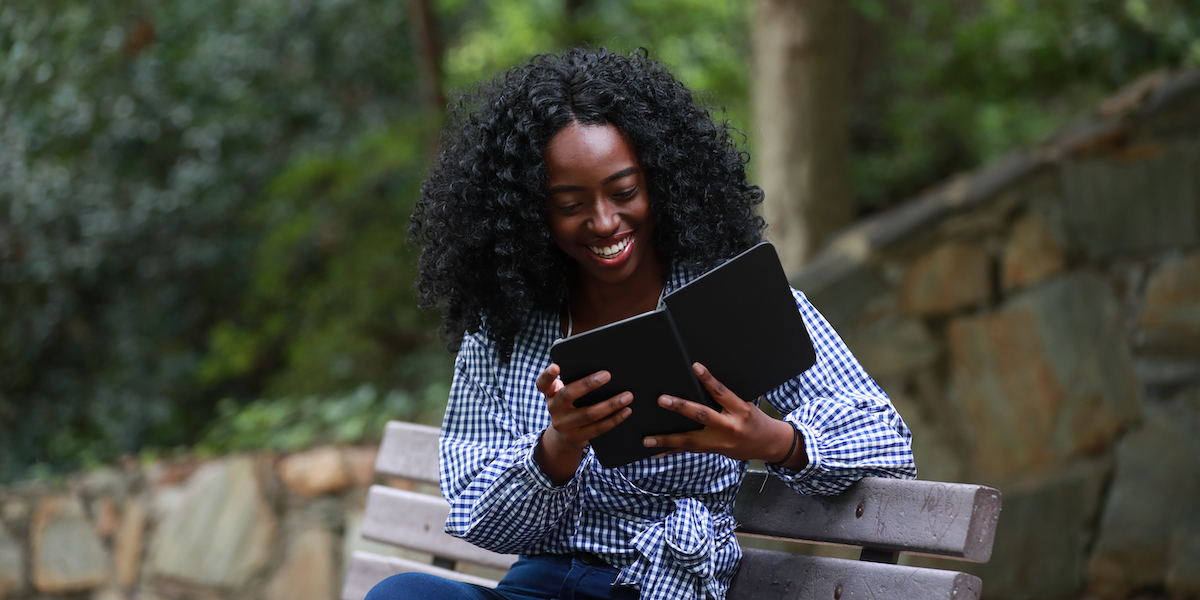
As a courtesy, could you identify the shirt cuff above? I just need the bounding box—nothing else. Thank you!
[519,429,592,490]
[765,419,822,484]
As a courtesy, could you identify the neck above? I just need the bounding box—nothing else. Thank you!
[564,262,666,336]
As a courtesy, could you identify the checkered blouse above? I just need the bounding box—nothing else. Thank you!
[439,264,916,600]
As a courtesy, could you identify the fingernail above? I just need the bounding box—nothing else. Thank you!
[644,437,657,447]
[620,393,633,405]
[658,395,672,407]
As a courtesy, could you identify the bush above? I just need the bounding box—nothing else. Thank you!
[0,0,428,481]
[195,381,449,456]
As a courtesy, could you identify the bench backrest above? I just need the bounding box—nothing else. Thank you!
[343,421,1001,600]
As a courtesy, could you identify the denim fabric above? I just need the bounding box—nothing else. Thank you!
[363,554,641,600]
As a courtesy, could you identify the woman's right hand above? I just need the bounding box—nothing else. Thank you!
[533,363,632,484]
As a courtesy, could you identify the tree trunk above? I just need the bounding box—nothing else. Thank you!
[409,0,445,119]
[752,0,854,274]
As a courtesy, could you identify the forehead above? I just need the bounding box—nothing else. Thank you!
[544,123,638,181]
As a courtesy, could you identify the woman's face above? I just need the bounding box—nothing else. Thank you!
[544,122,658,288]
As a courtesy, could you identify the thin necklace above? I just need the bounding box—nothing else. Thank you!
[565,285,666,338]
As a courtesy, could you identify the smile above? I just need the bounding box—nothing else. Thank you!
[588,236,630,259]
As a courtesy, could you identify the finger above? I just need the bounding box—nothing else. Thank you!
[578,392,633,425]
[644,428,702,451]
[554,391,632,441]
[554,369,611,405]
[536,363,562,396]
[643,395,714,451]
[579,398,634,439]
[656,394,717,425]
[692,362,745,412]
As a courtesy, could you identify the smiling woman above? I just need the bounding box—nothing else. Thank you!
[391,48,915,600]
[410,49,764,366]
[544,122,662,334]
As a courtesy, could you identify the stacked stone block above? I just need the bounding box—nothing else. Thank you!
[793,69,1200,599]
[0,446,380,600]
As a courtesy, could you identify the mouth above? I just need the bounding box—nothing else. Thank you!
[587,235,631,260]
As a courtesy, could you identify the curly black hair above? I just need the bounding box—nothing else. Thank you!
[410,48,765,362]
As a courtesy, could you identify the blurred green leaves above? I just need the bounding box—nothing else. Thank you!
[199,120,450,400]
[3,0,1198,483]
[196,382,448,455]
[442,0,753,132]
[0,0,757,483]
[0,0,426,481]
[851,0,1200,208]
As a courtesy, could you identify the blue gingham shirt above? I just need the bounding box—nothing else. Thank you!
[439,264,916,600]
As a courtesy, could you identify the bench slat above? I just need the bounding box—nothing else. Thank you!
[728,547,982,600]
[734,471,1001,562]
[342,551,500,600]
[349,420,999,600]
[362,485,518,571]
[375,421,441,483]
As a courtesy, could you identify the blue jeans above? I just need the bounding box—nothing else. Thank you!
[364,554,640,600]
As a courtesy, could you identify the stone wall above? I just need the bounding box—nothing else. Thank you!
[791,69,1200,599]
[0,447,388,600]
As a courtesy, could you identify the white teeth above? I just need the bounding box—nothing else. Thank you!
[589,237,629,259]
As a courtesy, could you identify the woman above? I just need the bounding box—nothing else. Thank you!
[369,48,915,600]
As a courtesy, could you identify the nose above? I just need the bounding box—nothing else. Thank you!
[588,198,620,236]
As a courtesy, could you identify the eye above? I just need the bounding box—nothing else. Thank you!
[612,186,638,199]
[555,203,581,215]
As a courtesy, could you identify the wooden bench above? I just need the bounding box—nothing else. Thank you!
[343,421,1002,600]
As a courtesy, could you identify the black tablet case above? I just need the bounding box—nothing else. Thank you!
[549,242,816,468]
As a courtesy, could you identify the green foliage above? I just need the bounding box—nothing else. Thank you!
[441,0,753,133]
[0,0,752,483]
[195,382,448,455]
[5,0,1198,484]
[199,121,451,399]
[850,0,1200,208]
[0,0,425,481]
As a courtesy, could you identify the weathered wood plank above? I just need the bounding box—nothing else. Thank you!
[361,485,518,571]
[341,551,500,600]
[375,421,440,483]
[734,471,1001,562]
[356,421,1000,600]
[727,547,982,600]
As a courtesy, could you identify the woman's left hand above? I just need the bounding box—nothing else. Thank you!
[643,362,807,469]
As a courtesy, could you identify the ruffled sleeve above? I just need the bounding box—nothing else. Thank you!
[439,330,587,553]
[762,289,916,495]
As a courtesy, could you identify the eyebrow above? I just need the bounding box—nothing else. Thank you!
[546,167,640,195]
